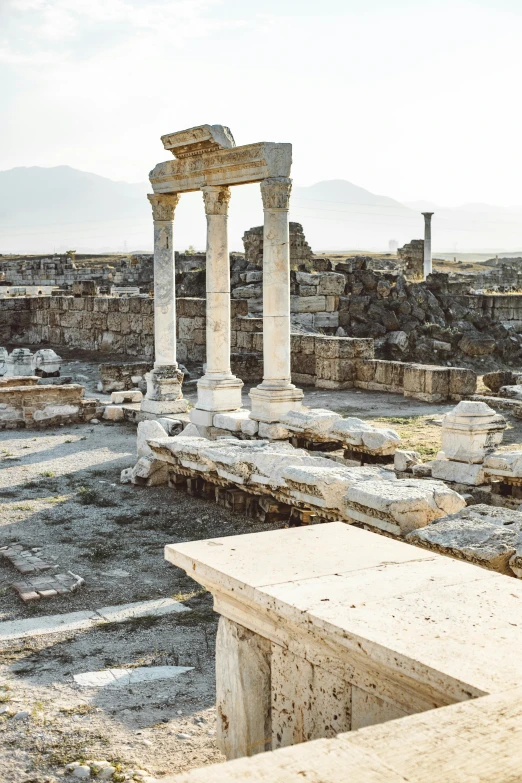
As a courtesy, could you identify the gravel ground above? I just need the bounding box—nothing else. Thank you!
[0,421,273,782]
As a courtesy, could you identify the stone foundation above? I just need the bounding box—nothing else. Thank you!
[0,377,101,428]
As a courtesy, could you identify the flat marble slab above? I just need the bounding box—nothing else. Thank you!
[165,523,522,699]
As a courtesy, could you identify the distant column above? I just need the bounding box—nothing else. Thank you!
[141,193,188,416]
[191,185,243,426]
[249,177,303,422]
[422,212,434,279]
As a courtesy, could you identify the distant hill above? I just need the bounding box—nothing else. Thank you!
[1,166,522,254]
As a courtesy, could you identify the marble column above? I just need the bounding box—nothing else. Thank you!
[422,212,434,280]
[190,186,243,427]
[249,177,303,422]
[141,194,188,416]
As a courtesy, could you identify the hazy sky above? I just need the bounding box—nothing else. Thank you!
[2,0,522,207]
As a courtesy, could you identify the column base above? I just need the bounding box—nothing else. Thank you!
[249,384,304,423]
[195,375,244,413]
[140,365,189,416]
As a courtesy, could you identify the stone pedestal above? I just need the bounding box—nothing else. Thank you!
[431,400,506,485]
[249,178,303,422]
[141,194,188,416]
[422,211,434,279]
[192,186,243,423]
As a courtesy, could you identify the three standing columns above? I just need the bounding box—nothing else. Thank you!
[249,177,303,422]
[141,194,188,415]
[422,211,434,280]
[191,186,243,424]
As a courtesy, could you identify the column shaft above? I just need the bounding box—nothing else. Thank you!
[153,218,177,367]
[422,212,433,280]
[141,194,188,416]
[249,178,303,423]
[191,186,243,422]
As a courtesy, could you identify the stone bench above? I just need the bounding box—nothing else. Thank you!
[165,523,522,760]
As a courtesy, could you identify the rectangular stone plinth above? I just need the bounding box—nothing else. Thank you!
[140,398,189,415]
[165,523,522,760]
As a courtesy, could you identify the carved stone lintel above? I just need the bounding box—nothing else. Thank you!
[202,186,231,216]
[148,193,180,222]
[261,177,292,211]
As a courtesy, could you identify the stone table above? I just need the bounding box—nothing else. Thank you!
[165,523,522,760]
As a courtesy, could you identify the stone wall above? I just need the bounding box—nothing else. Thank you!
[242,222,313,268]
[0,254,155,293]
[397,239,424,280]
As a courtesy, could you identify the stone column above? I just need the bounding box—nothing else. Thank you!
[422,212,434,280]
[141,194,188,416]
[190,186,243,428]
[249,177,303,422]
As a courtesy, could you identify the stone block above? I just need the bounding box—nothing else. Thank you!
[316,358,355,383]
[344,479,466,536]
[103,404,124,421]
[431,459,486,486]
[403,364,450,402]
[299,286,317,296]
[213,410,251,432]
[295,272,318,286]
[394,450,421,472]
[314,312,339,329]
[258,422,290,440]
[137,419,169,458]
[449,368,477,399]
[291,353,316,376]
[110,390,142,404]
[317,273,346,296]
[407,504,522,575]
[290,295,327,313]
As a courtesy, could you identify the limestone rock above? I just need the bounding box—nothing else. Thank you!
[213,409,251,432]
[499,385,522,400]
[110,389,143,404]
[102,404,124,421]
[484,450,522,478]
[407,504,522,575]
[431,459,486,486]
[344,479,465,536]
[394,450,421,472]
[137,419,169,458]
[280,408,341,439]
[459,334,496,356]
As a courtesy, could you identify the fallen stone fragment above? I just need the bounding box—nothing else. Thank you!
[394,450,421,472]
[407,504,522,575]
[102,404,124,421]
[344,479,465,536]
[137,419,169,458]
[110,389,143,404]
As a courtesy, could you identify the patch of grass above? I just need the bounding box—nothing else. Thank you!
[13,503,34,511]
[77,486,117,507]
[59,704,96,716]
[84,543,114,562]
[40,470,55,478]
[370,415,441,460]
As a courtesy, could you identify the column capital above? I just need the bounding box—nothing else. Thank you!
[202,185,231,216]
[148,193,180,221]
[261,177,292,210]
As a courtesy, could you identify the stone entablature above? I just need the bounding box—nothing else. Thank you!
[150,142,292,193]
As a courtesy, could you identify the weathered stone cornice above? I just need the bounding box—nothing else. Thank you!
[150,142,292,193]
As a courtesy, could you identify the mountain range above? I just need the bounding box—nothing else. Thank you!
[1,166,521,255]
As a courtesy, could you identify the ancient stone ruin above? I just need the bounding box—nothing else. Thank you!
[3,123,522,783]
